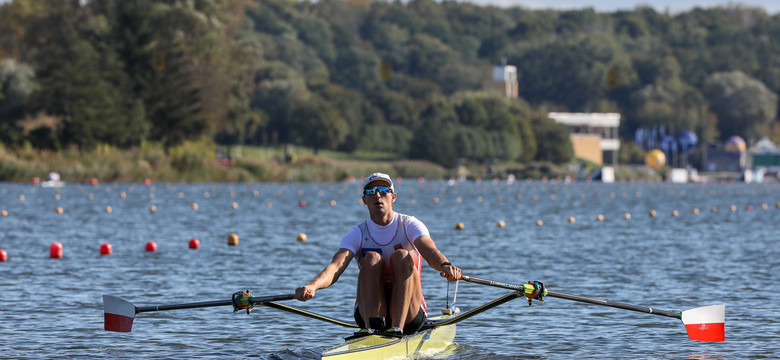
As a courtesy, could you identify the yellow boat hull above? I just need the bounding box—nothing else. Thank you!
[321,320,456,359]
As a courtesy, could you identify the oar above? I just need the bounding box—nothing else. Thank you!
[460,275,725,342]
[103,292,295,332]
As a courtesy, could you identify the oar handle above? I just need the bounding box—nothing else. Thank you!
[461,275,680,319]
[136,294,295,313]
[461,275,531,293]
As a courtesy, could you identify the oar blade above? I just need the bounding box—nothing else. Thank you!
[681,304,725,342]
[104,295,137,332]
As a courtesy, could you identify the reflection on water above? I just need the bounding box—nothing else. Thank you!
[0,180,778,359]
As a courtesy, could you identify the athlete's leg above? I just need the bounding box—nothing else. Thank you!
[357,251,387,328]
[388,249,423,331]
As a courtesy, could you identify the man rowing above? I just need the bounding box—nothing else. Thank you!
[295,172,461,336]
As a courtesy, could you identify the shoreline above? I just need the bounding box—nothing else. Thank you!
[6,144,762,184]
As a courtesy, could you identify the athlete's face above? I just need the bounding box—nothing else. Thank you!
[362,181,396,213]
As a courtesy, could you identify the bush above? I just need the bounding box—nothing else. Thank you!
[233,157,275,180]
[169,138,215,179]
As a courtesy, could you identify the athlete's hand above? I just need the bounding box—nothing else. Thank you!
[295,285,315,301]
[440,264,461,282]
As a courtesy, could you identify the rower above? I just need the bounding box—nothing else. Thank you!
[295,172,461,336]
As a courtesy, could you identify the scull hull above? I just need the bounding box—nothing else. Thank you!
[321,317,456,359]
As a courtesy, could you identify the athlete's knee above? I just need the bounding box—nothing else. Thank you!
[390,250,415,272]
[359,251,383,267]
[390,248,413,261]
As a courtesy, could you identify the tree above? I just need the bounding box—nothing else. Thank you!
[513,33,637,110]
[108,0,209,148]
[290,95,346,153]
[251,73,308,145]
[331,45,380,92]
[293,16,336,65]
[531,116,573,163]
[409,97,457,167]
[0,59,34,140]
[25,1,143,149]
[704,71,778,140]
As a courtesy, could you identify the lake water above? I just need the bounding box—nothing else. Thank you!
[1,179,778,359]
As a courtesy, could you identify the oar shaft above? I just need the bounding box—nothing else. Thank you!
[461,275,680,319]
[136,294,295,313]
[545,290,680,319]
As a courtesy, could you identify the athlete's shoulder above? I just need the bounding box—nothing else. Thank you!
[396,212,422,224]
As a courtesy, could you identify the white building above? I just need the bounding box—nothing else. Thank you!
[548,112,621,165]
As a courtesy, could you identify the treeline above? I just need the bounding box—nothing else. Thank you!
[1,0,779,168]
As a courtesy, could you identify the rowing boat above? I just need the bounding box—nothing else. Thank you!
[320,312,457,359]
[103,274,725,358]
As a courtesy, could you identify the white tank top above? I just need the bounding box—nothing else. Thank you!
[339,212,429,312]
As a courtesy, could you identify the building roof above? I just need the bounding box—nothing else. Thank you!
[548,112,621,127]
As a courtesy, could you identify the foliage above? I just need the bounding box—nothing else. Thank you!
[530,116,574,163]
[618,141,646,164]
[704,70,778,140]
[1,0,779,170]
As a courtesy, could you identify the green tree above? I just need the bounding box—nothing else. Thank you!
[331,45,380,92]
[293,16,336,65]
[373,91,417,128]
[251,71,308,145]
[363,21,411,74]
[704,70,778,140]
[25,1,143,148]
[357,124,413,155]
[509,101,538,162]
[531,116,573,163]
[409,97,457,167]
[0,59,34,139]
[513,33,636,110]
[108,0,208,148]
[290,95,347,153]
[455,97,489,128]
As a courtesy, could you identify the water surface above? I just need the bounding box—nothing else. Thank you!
[1,180,778,359]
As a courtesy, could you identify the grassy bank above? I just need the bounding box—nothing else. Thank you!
[0,142,662,183]
[0,142,451,182]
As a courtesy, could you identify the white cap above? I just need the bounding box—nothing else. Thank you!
[362,172,394,192]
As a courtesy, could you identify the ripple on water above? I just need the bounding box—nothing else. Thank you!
[0,181,778,358]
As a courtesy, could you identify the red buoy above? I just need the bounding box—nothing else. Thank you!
[298,200,306,207]
[143,179,152,186]
[0,249,7,262]
[188,238,200,249]
[145,241,157,252]
[32,177,41,185]
[89,178,99,186]
[100,243,113,255]
[50,242,63,259]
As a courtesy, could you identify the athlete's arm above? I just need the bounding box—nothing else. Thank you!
[414,235,461,281]
[295,248,354,301]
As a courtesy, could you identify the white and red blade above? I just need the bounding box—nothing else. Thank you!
[104,295,137,332]
[681,304,725,342]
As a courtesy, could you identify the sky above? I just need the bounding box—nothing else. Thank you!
[466,0,779,14]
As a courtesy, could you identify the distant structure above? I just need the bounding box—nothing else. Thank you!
[702,136,746,172]
[548,112,621,165]
[483,65,518,98]
[749,137,780,175]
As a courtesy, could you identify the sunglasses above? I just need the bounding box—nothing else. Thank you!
[363,185,394,196]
